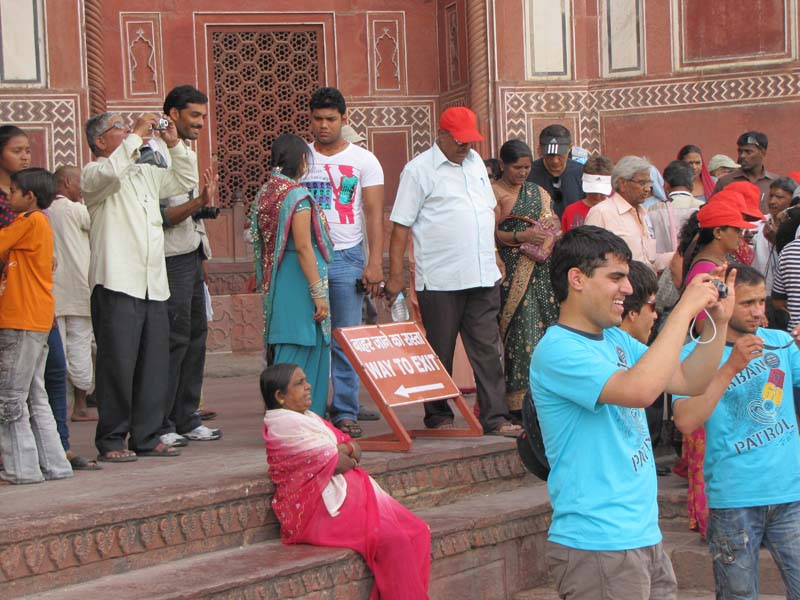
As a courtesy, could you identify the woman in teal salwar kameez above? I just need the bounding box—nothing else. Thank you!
[252,134,334,416]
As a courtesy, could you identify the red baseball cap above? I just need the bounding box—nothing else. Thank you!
[697,193,758,229]
[439,107,483,143]
[723,181,763,220]
[788,171,800,185]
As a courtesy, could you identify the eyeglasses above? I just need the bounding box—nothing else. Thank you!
[629,178,653,187]
[100,122,128,135]
[444,131,469,147]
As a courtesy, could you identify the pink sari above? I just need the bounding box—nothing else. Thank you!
[264,409,431,599]
[681,261,713,538]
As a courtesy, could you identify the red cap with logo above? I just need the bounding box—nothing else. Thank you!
[697,192,758,229]
[439,107,483,143]
[723,181,763,220]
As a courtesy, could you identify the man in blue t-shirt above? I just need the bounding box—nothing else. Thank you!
[673,264,800,599]
[531,226,734,599]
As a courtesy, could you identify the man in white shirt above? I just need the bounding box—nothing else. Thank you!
[648,160,704,254]
[81,112,197,461]
[300,87,385,437]
[586,155,672,273]
[49,165,94,422]
[385,107,521,436]
[142,85,221,447]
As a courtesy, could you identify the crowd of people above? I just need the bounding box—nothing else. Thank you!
[0,85,222,483]
[2,80,800,598]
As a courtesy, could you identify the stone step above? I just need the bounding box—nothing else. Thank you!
[512,529,788,599]
[664,530,786,596]
[0,437,528,598]
[21,484,553,600]
[515,586,784,600]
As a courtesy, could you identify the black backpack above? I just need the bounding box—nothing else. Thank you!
[516,389,550,481]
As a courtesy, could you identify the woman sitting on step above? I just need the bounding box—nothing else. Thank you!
[261,363,431,600]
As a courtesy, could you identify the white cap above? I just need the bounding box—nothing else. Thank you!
[582,173,612,195]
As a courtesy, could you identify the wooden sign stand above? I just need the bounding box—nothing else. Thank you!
[334,322,483,452]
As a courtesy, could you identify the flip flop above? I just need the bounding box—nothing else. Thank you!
[357,408,380,421]
[487,422,523,437]
[71,408,98,422]
[70,455,102,471]
[137,443,181,457]
[97,450,138,463]
[335,420,363,439]
[197,409,217,421]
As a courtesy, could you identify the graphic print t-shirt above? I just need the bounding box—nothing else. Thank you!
[675,328,800,509]
[302,143,384,250]
[530,325,660,551]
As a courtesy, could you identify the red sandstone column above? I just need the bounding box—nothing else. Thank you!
[466,0,491,158]
[84,0,106,115]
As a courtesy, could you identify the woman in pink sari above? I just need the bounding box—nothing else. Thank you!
[261,363,431,600]
[674,194,757,537]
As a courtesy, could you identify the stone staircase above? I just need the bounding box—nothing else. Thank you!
[6,437,552,599]
[515,471,788,599]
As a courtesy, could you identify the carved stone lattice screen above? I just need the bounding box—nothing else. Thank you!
[210,27,323,208]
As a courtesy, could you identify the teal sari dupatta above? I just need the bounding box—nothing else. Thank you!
[251,170,334,348]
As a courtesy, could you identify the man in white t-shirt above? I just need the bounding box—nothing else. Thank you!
[301,87,385,437]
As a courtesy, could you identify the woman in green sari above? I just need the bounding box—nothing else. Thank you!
[252,134,334,416]
[494,140,560,415]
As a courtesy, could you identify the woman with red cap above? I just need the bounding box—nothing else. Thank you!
[674,192,758,538]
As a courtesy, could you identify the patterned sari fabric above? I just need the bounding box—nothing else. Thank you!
[250,170,334,346]
[497,182,560,411]
[263,409,431,599]
[682,259,716,538]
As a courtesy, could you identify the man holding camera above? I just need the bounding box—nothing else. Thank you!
[82,112,197,461]
[143,85,221,446]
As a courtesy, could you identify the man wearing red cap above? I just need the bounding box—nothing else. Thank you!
[385,107,521,436]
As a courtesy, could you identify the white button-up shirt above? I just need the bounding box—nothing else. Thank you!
[390,143,501,291]
[81,134,198,301]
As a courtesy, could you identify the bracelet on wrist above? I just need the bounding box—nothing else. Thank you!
[309,278,327,299]
[512,230,519,244]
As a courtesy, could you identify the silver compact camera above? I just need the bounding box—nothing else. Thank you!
[711,279,728,299]
[154,118,170,131]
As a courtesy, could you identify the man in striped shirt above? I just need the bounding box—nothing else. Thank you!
[772,236,800,332]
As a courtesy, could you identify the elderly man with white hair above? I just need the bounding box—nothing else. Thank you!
[585,155,672,272]
[81,112,197,462]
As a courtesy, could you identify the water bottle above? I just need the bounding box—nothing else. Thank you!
[390,292,410,322]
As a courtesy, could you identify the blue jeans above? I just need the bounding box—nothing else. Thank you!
[45,326,70,451]
[708,501,800,599]
[327,245,364,423]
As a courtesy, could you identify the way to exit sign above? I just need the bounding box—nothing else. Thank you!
[338,322,461,407]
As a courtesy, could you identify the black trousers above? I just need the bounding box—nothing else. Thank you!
[91,286,169,454]
[161,248,207,435]
[416,285,510,431]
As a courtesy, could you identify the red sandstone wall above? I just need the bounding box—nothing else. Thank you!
[492,0,800,176]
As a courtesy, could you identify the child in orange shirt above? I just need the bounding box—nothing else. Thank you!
[0,167,72,483]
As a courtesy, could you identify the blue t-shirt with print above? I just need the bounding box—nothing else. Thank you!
[675,328,800,509]
[530,324,661,551]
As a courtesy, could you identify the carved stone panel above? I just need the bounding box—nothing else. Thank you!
[367,13,407,95]
[120,13,164,98]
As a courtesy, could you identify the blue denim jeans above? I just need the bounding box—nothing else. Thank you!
[708,501,800,599]
[45,325,70,451]
[327,245,364,423]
